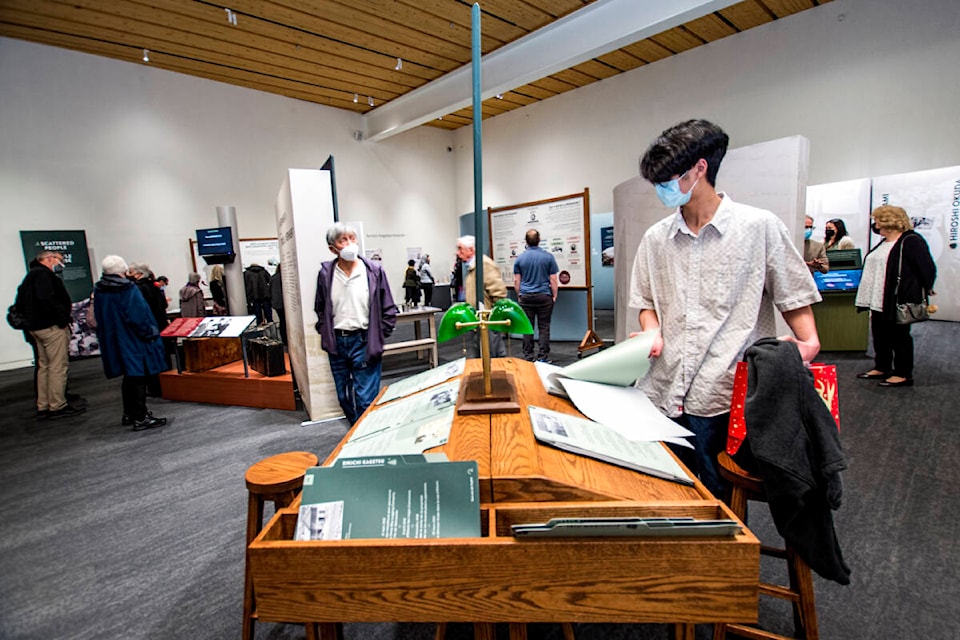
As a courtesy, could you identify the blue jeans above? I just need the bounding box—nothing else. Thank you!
[668,412,730,498]
[328,331,382,424]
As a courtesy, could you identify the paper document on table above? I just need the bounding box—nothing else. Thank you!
[558,378,694,445]
[332,380,459,461]
[549,330,659,387]
[377,358,466,404]
[528,405,693,485]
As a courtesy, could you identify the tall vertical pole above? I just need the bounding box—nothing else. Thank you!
[471,3,484,313]
[471,3,492,394]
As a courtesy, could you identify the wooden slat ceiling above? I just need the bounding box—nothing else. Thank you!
[0,0,831,132]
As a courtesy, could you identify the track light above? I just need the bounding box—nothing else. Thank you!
[353,93,358,103]
[368,96,374,107]
[496,94,503,99]
[142,49,149,62]
[395,57,402,71]
[225,8,237,25]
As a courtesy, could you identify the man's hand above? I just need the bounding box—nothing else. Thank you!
[629,330,663,358]
[778,334,820,363]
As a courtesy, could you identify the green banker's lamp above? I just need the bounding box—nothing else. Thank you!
[438,299,533,414]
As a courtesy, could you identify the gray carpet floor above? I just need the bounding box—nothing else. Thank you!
[1,313,958,640]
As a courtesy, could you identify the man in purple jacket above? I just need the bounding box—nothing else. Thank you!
[314,223,398,423]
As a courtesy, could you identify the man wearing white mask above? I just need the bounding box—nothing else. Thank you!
[629,119,821,496]
[314,223,398,423]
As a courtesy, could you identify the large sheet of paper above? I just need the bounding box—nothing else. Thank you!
[558,378,693,445]
[333,380,459,460]
[528,406,693,485]
[377,358,466,405]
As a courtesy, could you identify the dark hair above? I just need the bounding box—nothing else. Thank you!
[640,119,729,186]
[525,229,540,247]
[407,259,415,266]
[826,218,849,245]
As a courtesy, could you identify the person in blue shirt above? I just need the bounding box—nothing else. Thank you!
[513,229,559,362]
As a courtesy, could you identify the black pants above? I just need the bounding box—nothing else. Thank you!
[121,375,148,421]
[249,300,272,325]
[404,286,421,305]
[519,293,554,361]
[420,283,433,306]
[871,311,914,378]
[275,309,287,345]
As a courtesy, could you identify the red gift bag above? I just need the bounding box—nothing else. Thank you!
[727,362,840,455]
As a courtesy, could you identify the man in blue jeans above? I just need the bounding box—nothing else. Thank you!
[315,223,398,424]
[513,229,559,362]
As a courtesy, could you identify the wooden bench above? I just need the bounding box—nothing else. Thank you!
[382,337,437,367]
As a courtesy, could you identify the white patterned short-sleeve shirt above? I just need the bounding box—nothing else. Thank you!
[629,194,821,418]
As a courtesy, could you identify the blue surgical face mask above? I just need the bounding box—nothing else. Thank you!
[804,228,813,240]
[654,170,698,208]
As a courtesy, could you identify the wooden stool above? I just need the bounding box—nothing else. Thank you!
[713,452,819,640]
[243,451,319,640]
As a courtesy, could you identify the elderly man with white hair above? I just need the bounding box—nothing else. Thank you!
[314,223,398,424]
[93,255,168,430]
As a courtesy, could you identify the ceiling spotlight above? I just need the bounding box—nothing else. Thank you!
[142,48,149,62]
[395,57,402,71]
[496,94,503,99]
[368,96,374,107]
[225,8,237,25]
[353,93,358,103]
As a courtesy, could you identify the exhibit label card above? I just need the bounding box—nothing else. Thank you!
[295,456,481,541]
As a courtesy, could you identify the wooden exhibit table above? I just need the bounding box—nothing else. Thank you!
[248,358,759,636]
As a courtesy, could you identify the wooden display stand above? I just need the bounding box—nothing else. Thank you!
[248,359,760,634]
[182,337,243,372]
[812,292,869,351]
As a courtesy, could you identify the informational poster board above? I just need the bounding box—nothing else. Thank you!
[19,230,94,302]
[488,192,590,289]
[275,168,341,422]
[871,165,959,322]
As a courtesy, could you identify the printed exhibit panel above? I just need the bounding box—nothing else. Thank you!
[806,178,872,252]
[871,166,959,322]
[275,168,341,421]
[613,136,810,342]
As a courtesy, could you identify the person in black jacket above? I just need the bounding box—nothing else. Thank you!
[14,250,85,419]
[128,263,171,395]
[855,205,937,387]
[243,264,271,324]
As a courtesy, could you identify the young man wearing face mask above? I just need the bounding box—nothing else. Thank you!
[15,250,85,418]
[803,215,830,274]
[314,223,398,424]
[629,119,821,496]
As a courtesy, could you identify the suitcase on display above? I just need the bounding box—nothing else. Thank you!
[248,337,285,377]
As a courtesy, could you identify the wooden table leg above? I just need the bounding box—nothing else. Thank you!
[562,622,576,640]
[508,622,528,640]
[242,492,264,640]
[435,622,447,640]
[674,623,695,640]
[473,622,496,640]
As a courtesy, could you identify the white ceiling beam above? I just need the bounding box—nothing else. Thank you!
[362,0,740,142]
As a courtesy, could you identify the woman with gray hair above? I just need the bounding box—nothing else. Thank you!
[93,255,168,430]
[179,272,206,317]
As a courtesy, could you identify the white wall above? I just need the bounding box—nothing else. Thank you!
[4,0,959,369]
[0,39,457,369]
[452,0,960,219]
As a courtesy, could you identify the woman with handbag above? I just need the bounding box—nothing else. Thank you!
[855,205,936,387]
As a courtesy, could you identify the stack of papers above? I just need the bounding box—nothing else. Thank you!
[529,406,693,485]
[534,331,694,447]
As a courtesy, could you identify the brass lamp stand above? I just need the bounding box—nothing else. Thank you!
[437,300,533,415]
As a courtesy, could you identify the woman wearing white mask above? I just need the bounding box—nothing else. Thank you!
[314,223,398,423]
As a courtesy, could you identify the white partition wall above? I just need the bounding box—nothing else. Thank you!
[613,136,810,342]
[275,169,341,422]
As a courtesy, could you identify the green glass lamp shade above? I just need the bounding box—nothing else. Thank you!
[437,302,479,342]
[488,298,534,335]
